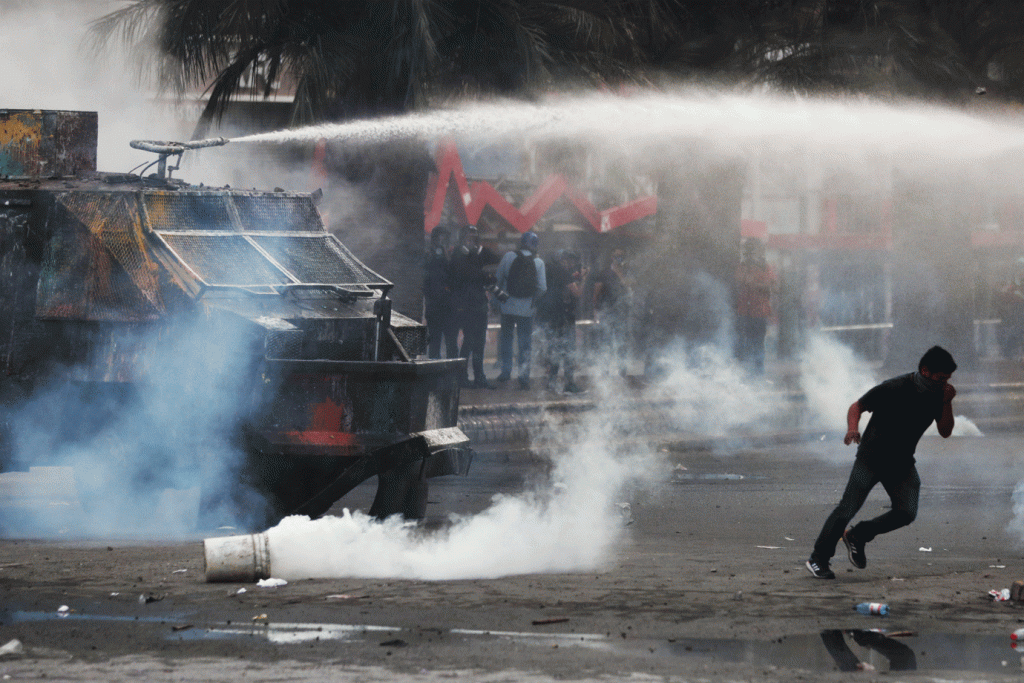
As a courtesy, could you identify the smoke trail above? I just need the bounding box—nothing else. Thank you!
[267,373,655,580]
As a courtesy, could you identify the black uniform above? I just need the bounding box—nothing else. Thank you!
[449,244,499,385]
[423,246,457,359]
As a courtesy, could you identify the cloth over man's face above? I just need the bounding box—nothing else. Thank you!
[915,366,952,393]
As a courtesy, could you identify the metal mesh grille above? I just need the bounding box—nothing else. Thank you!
[145,190,390,289]
[233,195,321,232]
[395,326,427,357]
[252,235,380,285]
[300,319,370,360]
[266,329,304,359]
[88,196,163,313]
[161,234,290,285]
[144,193,233,232]
[36,193,161,321]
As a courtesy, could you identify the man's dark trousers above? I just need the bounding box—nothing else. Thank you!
[457,308,489,383]
[811,458,919,562]
[427,309,459,359]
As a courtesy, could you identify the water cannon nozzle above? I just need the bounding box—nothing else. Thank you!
[129,137,229,179]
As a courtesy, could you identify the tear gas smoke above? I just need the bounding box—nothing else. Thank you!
[267,373,656,580]
[800,334,878,428]
[2,313,266,538]
[649,344,770,436]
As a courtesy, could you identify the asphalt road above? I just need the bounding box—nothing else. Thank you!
[2,432,1024,682]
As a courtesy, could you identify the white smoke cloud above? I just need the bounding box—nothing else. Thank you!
[651,343,771,436]
[799,333,878,429]
[266,372,654,580]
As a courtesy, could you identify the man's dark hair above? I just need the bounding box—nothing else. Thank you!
[919,346,957,374]
[430,225,449,247]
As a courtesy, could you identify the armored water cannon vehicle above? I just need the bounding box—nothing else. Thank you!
[0,109,470,531]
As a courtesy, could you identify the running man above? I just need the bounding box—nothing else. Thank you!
[806,345,957,579]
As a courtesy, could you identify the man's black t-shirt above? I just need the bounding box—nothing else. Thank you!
[856,373,944,474]
[594,267,625,310]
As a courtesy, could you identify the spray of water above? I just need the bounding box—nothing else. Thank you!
[232,91,1024,171]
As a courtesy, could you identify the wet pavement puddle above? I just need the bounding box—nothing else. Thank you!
[671,473,757,481]
[177,622,403,644]
[651,631,1024,674]
[5,610,1023,673]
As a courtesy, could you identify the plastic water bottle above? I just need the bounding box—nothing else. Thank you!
[853,602,889,616]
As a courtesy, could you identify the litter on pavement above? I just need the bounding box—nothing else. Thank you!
[257,578,287,588]
[0,639,24,657]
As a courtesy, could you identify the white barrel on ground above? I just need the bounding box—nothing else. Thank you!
[203,532,271,582]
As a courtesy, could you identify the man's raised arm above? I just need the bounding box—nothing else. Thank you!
[937,384,956,438]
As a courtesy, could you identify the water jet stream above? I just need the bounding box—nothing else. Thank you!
[228,91,1024,172]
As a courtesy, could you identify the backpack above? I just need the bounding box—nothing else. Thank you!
[506,250,538,298]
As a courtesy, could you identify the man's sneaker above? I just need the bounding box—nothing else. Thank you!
[805,559,835,579]
[843,529,867,568]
